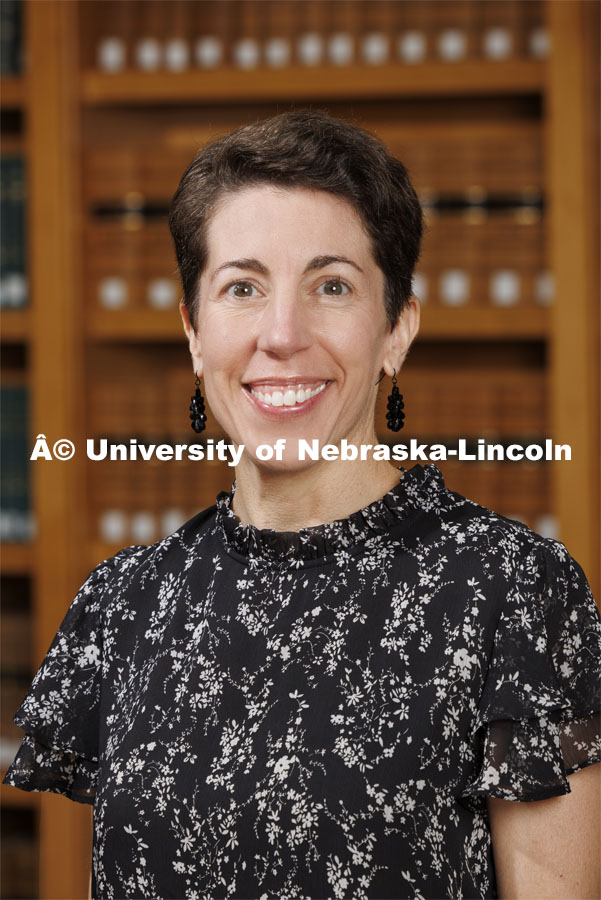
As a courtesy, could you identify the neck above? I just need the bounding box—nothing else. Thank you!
[231,454,403,532]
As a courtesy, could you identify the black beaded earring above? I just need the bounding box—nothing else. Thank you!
[189,373,207,434]
[386,369,405,432]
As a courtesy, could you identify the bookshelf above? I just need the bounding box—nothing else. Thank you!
[1,1,599,898]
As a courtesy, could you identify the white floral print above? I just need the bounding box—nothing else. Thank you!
[3,464,600,900]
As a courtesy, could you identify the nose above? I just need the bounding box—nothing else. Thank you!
[256,290,312,359]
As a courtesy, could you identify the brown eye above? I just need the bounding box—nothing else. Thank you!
[319,279,350,296]
[228,281,256,299]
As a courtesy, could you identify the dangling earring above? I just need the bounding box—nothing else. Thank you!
[386,368,405,431]
[189,373,207,434]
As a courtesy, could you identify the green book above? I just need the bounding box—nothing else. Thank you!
[0,0,23,74]
[0,385,32,541]
[0,153,27,308]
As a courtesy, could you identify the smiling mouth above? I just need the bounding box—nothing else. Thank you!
[244,381,330,408]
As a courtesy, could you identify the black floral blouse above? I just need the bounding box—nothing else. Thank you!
[4,464,601,900]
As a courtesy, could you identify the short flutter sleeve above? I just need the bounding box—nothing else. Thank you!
[1,546,144,805]
[459,540,601,810]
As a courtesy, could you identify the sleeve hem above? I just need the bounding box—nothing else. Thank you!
[2,731,98,805]
[565,755,601,778]
[12,716,99,764]
[1,772,95,806]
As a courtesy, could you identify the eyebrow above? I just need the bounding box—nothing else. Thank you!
[211,254,364,282]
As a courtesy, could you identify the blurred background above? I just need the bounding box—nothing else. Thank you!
[0,1,599,896]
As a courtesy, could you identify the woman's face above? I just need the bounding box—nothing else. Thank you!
[182,185,419,470]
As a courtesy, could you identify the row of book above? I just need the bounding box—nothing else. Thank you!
[82,0,549,73]
[88,367,548,440]
[83,124,543,206]
[85,452,554,546]
[85,218,553,310]
[0,155,27,310]
[385,124,543,197]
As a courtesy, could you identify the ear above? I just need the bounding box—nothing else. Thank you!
[382,295,420,377]
[180,300,203,376]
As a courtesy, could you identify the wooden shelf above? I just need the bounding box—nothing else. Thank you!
[87,308,183,340]
[81,59,545,106]
[0,543,33,576]
[418,305,548,340]
[0,76,26,110]
[86,305,548,342]
[1,308,30,343]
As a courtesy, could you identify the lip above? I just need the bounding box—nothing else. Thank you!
[244,378,328,389]
[242,380,331,417]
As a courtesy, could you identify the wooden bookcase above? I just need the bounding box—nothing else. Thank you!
[0,2,599,897]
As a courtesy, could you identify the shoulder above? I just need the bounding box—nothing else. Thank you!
[421,464,586,581]
[84,502,220,605]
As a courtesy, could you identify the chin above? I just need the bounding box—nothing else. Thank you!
[274,455,323,474]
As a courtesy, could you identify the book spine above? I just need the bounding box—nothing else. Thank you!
[0,384,31,541]
[230,0,262,69]
[325,0,357,67]
[263,0,295,69]
[359,0,392,66]
[165,0,192,72]
[133,0,166,71]
[297,0,326,66]
[0,154,28,309]
[96,0,134,72]
[0,0,22,75]
[478,0,521,61]
[194,0,229,69]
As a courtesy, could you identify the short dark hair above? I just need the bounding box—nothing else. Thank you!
[169,109,424,331]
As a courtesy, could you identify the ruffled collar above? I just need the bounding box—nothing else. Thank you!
[215,463,445,563]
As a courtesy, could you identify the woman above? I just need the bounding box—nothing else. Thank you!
[4,110,600,900]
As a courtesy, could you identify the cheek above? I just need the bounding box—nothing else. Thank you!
[199,319,249,405]
[333,315,386,376]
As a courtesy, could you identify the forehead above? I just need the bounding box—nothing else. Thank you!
[205,185,375,264]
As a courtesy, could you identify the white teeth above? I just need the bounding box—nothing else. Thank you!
[249,381,327,407]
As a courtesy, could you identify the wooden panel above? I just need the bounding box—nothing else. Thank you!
[547,0,600,598]
[24,2,92,897]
